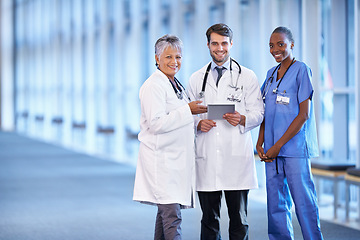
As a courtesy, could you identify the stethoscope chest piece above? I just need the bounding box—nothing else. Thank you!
[199,91,205,99]
[169,76,190,101]
[177,92,183,100]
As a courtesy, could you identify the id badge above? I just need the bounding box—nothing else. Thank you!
[227,92,242,102]
[227,86,243,102]
[276,93,290,105]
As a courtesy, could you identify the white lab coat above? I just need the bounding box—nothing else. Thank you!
[187,62,264,191]
[133,69,195,208]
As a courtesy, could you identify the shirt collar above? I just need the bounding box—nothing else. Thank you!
[211,58,231,71]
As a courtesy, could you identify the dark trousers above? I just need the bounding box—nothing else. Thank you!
[198,190,249,240]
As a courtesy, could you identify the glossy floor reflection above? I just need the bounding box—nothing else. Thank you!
[1,131,359,240]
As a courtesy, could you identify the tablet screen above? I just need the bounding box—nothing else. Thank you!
[207,103,235,120]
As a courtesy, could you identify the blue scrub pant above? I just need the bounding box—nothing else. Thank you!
[265,157,323,240]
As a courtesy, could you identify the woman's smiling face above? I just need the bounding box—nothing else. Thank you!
[155,46,182,80]
[269,32,294,63]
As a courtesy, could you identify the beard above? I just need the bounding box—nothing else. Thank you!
[210,51,230,65]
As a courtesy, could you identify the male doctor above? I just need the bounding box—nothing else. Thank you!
[187,23,264,240]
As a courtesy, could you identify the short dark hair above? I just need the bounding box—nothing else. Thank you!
[206,23,233,43]
[272,26,294,43]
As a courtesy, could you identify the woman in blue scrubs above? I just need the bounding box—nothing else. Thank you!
[256,26,323,240]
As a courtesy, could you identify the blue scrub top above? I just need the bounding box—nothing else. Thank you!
[261,61,319,158]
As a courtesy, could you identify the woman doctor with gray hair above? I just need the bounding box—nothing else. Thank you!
[133,34,207,240]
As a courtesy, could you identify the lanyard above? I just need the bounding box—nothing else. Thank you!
[273,57,296,93]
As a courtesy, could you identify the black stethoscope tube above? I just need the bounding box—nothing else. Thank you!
[199,58,242,98]
[169,77,190,101]
[262,58,296,100]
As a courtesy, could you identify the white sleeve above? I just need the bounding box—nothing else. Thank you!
[187,72,203,134]
[240,73,265,133]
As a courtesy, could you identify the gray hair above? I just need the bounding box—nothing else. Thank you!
[154,34,183,58]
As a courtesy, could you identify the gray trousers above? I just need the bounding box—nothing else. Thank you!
[154,203,182,240]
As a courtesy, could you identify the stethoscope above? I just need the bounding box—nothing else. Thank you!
[262,57,296,100]
[198,58,242,98]
[169,77,191,101]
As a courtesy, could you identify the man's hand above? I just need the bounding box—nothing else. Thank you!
[223,111,245,126]
[197,119,216,132]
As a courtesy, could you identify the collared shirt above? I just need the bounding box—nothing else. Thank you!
[211,58,231,84]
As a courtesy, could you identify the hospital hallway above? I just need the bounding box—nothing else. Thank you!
[1,131,359,240]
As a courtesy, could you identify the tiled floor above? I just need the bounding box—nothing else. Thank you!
[1,131,359,239]
[252,158,360,232]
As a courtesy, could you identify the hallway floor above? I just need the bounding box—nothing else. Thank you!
[1,131,359,239]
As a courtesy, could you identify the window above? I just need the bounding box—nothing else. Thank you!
[319,0,355,162]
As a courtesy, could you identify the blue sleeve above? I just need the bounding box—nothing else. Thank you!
[297,63,314,103]
[260,75,267,92]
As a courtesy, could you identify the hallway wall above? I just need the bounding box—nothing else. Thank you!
[1,0,359,167]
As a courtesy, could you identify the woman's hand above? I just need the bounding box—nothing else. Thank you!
[256,144,274,162]
[256,121,274,162]
[264,143,282,160]
[188,101,207,115]
[260,98,311,162]
[256,144,267,160]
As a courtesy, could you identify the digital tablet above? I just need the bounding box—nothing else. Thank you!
[207,103,235,120]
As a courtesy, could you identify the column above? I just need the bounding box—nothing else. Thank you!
[43,0,53,140]
[71,0,87,150]
[1,0,15,130]
[192,0,210,71]
[301,0,321,149]
[355,0,360,167]
[112,0,127,162]
[61,0,73,145]
[224,0,241,63]
[170,1,186,82]
[123,0,143,161]
[331,0,348,160]
[84,0,97,153]
[148,0,161,77]
[50,0,64,141]
[259,0,279,82]
[125,0,143,132]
